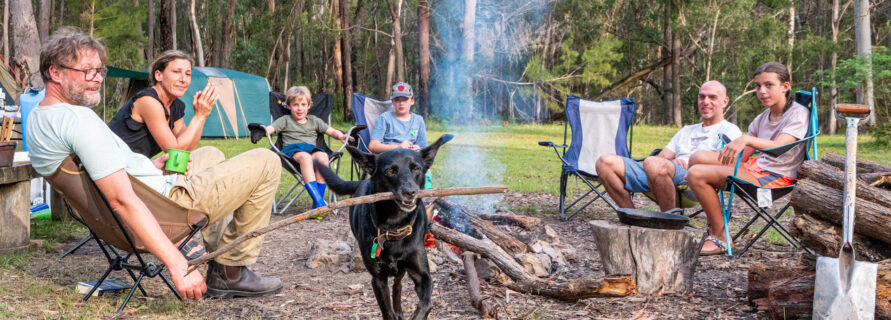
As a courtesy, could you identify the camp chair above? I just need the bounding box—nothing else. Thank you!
[350,93,395,179]
[717,88,819,257]
[539,95,636,221]
[633,148,702,217]
[45,155,208,313]
[255,92,363,214]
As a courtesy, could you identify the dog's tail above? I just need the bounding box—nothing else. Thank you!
[314,160,361,195]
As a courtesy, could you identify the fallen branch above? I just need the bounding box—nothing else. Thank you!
[463,252,500,318]
[188,186,508,272]
[435,198,528,255]
[478,213,541,231]
[431,223,637,301]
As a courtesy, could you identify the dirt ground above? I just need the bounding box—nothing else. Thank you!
[2,191,806,319]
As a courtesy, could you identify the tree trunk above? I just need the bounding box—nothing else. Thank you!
[188,0,204,66]
[671,29,681,128]
[787,0,794,84]
[3,0,9,59]
[705,9,719,81]
[88,0,94,36]
[829,0,840,134]
[37,0,49,42]
[418,0,430,117]
[662,0,674,126]
[462,0,476,119]
[9,0,43,88]
[221,0,235,68]
[589,220,703,294]
[351,1,364,94]
[341,0,352,119]
[387,0,404,82]
[147,0,155,60]
[160,0,176,51]
[283,35,291,89]
[332,0,343,93]
[853,0,875,126]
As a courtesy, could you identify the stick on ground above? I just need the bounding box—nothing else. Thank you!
[187,186,508,273]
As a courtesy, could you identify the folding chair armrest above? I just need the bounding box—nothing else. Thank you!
[538,141,572,167]
[336,125,367,153]
[757,134,817,157]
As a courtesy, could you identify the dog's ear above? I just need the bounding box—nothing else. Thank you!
[346,145,377,175]
[420,135,449,170]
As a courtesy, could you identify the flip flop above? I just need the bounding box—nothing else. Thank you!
[700,235,728,256]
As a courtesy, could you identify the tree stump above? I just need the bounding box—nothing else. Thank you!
[589,220,703,295]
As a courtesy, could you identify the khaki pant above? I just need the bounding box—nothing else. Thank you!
[168,147,281,266]
[185,147,230,253]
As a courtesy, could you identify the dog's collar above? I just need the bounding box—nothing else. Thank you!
[369,210,419,259]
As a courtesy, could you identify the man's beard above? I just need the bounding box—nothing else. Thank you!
[62,81,100,107]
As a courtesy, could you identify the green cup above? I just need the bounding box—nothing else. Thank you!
[165,148,190,173]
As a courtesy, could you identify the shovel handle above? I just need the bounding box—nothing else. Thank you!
[836,104,871,115]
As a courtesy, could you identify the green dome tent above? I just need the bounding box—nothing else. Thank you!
[109,66,271,138]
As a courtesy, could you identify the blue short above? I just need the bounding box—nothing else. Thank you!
[622,157,687,193]
[281,143,323,157]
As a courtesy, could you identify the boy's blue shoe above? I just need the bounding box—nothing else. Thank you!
[318,183,326,199]
[305,181,328,210]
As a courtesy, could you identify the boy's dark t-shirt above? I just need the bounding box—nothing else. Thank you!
[270,114,329,146]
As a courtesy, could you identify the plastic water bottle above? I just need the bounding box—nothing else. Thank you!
[19,87,46,151]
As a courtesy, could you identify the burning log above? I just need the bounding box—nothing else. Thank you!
[431,223,637,301]
[462,252,501,319]
[589,220,703,295]
[434,198,528,255]
[477,213,541,231]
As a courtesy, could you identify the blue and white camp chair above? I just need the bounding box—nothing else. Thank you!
[539,95,636,221]
[717,88,820,257]
[350,93,394,178]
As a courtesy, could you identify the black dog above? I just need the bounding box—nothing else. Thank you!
[316,136,446,320]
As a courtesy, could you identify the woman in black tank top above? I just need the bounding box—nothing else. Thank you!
[108,50,219,158]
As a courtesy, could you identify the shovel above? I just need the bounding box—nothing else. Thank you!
[813,103,877,319]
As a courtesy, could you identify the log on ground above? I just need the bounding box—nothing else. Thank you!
[789,179,891,245]
[434,198,528,255]
[821,152,891,174]
[797,160,891,206]
[789,213,891,262]
[478,213,541,231]
[589,220,703,295]
[430,223,637,301]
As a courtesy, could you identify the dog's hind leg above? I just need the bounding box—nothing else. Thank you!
[406,265,433,320]
[392,270,406,319]
[371,276,398,320]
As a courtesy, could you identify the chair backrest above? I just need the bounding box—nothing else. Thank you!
[351,93,394,153]
[44,156,207,253]
[563,95,636,176]
[793,88,819,160]
[271,92,335,153]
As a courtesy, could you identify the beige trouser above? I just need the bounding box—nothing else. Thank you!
[184,147,230,253]
[168,147,281,266]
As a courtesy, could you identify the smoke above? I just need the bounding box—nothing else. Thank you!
[429,0,552,212]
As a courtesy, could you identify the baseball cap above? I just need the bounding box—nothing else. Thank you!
[390,82,413,99]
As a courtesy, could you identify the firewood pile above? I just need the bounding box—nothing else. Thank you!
[428,198,637,319]
[746,153,891,319]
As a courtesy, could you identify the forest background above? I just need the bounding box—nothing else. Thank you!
[3,0,891,140]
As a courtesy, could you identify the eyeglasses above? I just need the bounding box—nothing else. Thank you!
[59,65,107,81]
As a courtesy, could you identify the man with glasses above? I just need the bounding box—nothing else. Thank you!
[27,28,283,300]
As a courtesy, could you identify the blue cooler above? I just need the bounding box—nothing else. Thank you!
[19,87,45,151]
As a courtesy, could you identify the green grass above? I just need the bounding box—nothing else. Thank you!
[200,123,890,202]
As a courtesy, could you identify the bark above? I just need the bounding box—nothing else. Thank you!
[387,0,404,82]
[340,0,353,118]
[221,0,235,68]
[37,0,50,42]
[418,0,430,117]
[821,153,891,175]
[9,0,43,87]
[462,252,500,318]
[433,198,527,255]
[88,0,94,36]
[590,220,702,294]
[797,160,891,205]
[671,26,681,127]
[787,0,794,83]
[705,8,719,81]
[853,0,875,125]
[478,214,541,231]
[461,0,476,117]
[662,0,674,126]
[147,0,155,60]
[160,0,176,51]
[747,261,814,305]
[351,1,364,94]
[332,0,343,93]
[431,223,637,301]
[188,0,204,66]
[789,179,891,245]
[829,0,842,134]
[790,213,891,262]
[594,45,696,101]
[189,186,508,271]
[3,0,9,59]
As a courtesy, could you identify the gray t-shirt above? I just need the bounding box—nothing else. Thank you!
[26,103,175,195]
[270,114,328,146]
[747,102,810,178]
[370,110,427,148]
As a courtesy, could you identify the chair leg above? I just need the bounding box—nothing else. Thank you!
[159,273,183,300]
[116,272,145,313]
[58,235,92,260]
[125,269,149,297]
[559,171,568,221]
[82,265,115,302]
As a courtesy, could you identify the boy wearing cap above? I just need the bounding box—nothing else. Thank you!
[368,82,428,153]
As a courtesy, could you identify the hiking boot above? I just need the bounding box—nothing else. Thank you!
[205,261,283,298]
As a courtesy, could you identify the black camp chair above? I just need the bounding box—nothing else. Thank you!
[254,92,363,214]
[716,89,820,257]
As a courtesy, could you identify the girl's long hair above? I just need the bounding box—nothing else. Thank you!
[753,62,793,112]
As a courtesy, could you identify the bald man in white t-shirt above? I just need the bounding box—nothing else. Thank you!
[596,81,742,212]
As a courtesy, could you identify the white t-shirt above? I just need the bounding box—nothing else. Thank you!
[26,103,176,196]
[665,120,743,163]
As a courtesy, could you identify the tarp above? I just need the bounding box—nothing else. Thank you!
[111,66,271,138]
